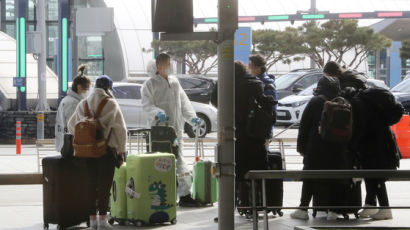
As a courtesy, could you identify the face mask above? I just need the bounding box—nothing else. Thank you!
[81,90,89,98]
[165,65,174,76]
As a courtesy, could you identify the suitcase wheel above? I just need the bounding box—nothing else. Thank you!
[134,220,144,227]
[171,218,177,225]
[354,213,360,219]
[312,210,317,218]
[43,223,49,230]
[343,214,349,220]
[278,211,284,217]
[245,211,254,219]
[119,220,126,226]
[86,220,90,227]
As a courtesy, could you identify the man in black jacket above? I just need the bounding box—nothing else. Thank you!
[211,62,270,208]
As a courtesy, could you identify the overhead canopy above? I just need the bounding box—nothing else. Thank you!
[371,19,410,41]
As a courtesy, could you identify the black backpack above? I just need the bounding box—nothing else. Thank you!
[319,96,353,144]
[246,95,277,139]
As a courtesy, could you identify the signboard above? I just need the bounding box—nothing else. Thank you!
[13,77,25,87]
[234,27,251,64]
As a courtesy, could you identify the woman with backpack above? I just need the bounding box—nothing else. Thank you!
[55,65,91,153]
[291,76,349,221]
[68,75,127,230]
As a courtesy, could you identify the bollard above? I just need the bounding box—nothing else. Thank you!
[16,121,21,155]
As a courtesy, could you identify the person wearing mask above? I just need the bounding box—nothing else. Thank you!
[68,75,127,230]
[141,53,202,207]
[291,76,348,221]
[55,65,91,152]
[248,55,277,141]
[210,61,270,210]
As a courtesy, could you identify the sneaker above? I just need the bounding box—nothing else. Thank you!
[371,209,393,220]
[290,209,309,220]
[98,219,113,230]
[178,194,201,207]
[359,204,378,218]
[89,219,97,230]
[326,211,339,221]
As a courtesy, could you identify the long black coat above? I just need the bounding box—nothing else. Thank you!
[354,88,403,169]
[211,75,267,179]
[297,96,349,170]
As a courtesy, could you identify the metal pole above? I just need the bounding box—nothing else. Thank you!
[309,0,316,69]
[217,0,237,230]
[262,179,268,230]
[36,0,48,111]
[252,179,258,230]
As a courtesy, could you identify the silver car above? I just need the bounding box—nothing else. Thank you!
[112,82,217,138]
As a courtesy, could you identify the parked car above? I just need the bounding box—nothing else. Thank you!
[275,69,323,100]
[176,75,216,104]
[276,83,316,125]
[392,78,410,113]
[112,82,217,138]
[276,78,389,125]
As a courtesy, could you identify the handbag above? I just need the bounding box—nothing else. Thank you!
[60,128,74,158]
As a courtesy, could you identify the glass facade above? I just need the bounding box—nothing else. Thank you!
[0,0,104,79]
[367,50,388,83]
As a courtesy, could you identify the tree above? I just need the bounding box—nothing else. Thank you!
[252,28,305,71]
[151,40,217,75]
[400,39,410,60]
[297,20,392,69]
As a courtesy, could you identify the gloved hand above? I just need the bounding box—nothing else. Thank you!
[191,117,202,126]
[156,112,167,122]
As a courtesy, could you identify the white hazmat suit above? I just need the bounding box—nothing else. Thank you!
[141,61,196,197]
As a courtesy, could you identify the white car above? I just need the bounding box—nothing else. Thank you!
[276,84,315,125]
[112,82,217,138]
[276,78,389,125]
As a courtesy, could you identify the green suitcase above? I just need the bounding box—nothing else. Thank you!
[125,153,177,226]
[192,160,218,205]
[109,163,127,225]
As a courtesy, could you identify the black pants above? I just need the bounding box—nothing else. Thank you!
[364,179,390,207]
[299,181,314,211]
[87,153,116,215]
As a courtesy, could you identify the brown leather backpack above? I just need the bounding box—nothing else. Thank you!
[73,97,112,158]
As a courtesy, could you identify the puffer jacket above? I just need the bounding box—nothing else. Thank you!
[55,88,83,151]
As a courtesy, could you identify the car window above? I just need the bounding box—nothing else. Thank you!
[296,74,321,89]
[298,83,317,96]
[391,79,410,93]
[276,72,305,90]
[179,78,210,90]
[113,86,141,99]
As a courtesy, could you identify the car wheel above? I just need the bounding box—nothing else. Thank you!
[185,114,209,138]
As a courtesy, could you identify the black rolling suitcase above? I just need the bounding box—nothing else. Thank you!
[43,156,92,230]
[150,119,179,157]
[236,151,284,218]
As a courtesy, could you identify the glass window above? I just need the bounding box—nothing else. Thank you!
[5,24,16,38]
[78,36,103,58]
[113,86,141,100]
[79,60,104,77]
[179,78,209,89]
[28,0,36,20]
[298,83,317,96]
[275,72,305,90]
[46,25,58,57]
[5,0,15,20]
[296,74,321,89]
[46,0,58,20]
[391,79,410,93]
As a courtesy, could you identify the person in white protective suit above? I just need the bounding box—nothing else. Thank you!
[141,53,203,207]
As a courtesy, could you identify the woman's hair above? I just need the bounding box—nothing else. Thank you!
[72,64,91,93]
[249,55,267,73]
[314,76,341,100]
[323,61,343,77]
[235,61,248,78]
